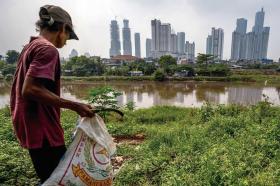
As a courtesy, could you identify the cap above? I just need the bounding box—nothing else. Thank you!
[39,5,79,40]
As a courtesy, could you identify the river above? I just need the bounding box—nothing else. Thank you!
[1,80,280,109]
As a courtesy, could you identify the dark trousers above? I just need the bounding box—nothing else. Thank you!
[28,139,66,184]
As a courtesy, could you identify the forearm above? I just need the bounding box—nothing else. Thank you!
[23,85,78,111]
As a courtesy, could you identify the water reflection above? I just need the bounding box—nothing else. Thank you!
[1,81,280,109]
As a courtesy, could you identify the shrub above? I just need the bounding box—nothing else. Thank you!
[153,69,166,81]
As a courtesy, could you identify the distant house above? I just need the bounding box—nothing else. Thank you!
[173,70,194,77]
[128,71,144,76]
[111,55,140,63]
[230,65,243,69]
[103,55,141,68]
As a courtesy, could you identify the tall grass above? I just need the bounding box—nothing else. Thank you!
[1,103,280,185]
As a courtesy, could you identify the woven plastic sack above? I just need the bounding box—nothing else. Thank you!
[43,115,116,186]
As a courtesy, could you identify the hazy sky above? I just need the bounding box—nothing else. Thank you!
[0,0,279,60]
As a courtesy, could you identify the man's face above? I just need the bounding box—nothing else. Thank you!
[56,25,70,48]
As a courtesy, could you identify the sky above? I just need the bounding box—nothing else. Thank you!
[0,0,279,61]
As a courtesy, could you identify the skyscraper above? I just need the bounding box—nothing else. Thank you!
[69,49,78,58]
[185,41,195,62]
[135,33,141,58]
[122,19,132,55]
[170,33,178,54]
[160,24,171,52]
[151,19,161,52]
[177,32,186,55]
[146,38,152,58]
[206,28,224,60]
[244,8,270,60]
[151,19,172,58]
[231,18,247,60]
[110,20,121,57]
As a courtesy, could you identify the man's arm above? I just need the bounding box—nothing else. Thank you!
[22,76,95,117]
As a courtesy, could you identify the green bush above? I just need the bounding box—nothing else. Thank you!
[153,69,166,81]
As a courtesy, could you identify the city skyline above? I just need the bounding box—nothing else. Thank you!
[0,0,279,61]
[231,8,270,61]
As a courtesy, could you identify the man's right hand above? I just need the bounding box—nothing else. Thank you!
[73,103,95,118]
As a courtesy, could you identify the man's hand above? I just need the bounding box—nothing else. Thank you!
[73,103,95,118]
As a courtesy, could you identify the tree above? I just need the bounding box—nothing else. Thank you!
[153,68,166,81]
[0,60,5,69]
[6,50,20,64]
[62,56,105,76]
[196,53,214,68]
[2,64,16,76]
[159,55,177,75]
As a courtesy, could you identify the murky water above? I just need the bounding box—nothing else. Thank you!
[1,80,280,109]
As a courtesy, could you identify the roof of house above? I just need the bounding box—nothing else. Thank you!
[111,55,140,61]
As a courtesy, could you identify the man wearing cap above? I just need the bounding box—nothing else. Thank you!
[10,5,94,184]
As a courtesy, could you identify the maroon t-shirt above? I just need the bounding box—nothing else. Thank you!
[10,36,64,149]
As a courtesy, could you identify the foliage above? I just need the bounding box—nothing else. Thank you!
[0,60,5,69]
[174,64,195,76]
[196,64,231,77]
[196,53,214,68]
[88,86,121,110]
[5,50,20,64]
[105,66,129,76]
[62,56,105,76]
[153,68,166,81]
[126,60,156,75]
[123,101,136,111]
[1,64,16,77]
[159,55,177,75]
[1,103,280,185]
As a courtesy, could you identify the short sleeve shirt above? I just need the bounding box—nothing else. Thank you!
[10,36,64,149]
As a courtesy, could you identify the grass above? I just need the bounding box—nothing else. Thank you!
[1,103,280,185]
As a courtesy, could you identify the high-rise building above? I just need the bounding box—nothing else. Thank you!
[206,28,224,60]
[243,8,270,60]
[151,19,172,58]
[177,32,185,55]
[245,8,270,60]
[109,20,121,57]
[185,41,195,62]
[122,19,132,55]
[160,24,171,52]
[151,19,161,52]
[134,33,141,58]
[170,33,178,54]
[146,38,152,58]
[206,35,212,55]
[231,18,247,60]
[69,49,78,58]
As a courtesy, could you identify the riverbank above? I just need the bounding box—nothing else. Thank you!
[61,74,280,84]
[1,103,280,185]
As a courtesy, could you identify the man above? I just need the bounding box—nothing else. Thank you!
[10,5,95,184]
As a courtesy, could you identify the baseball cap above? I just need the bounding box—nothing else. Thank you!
[39,5,79,40]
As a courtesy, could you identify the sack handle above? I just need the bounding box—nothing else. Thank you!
[93,108,124,117]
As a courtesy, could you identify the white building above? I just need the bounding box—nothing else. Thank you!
[206,27,224,60]
[231,18,247,61]
[177,32,185,55]
[159,24,171,52]
[122,19,132,55]
[185,41,195,63]
[151,19,172,58]
[170,34,178,54]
